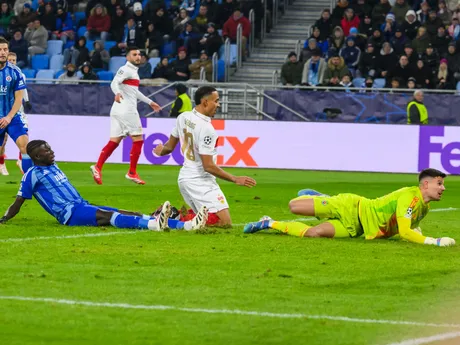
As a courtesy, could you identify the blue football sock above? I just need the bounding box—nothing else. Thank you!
[167,219,185,229]
[110,212,149,229]
[21,154,33,173]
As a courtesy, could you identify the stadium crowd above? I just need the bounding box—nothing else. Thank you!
[0,0,265,82]
[281,0,460,90]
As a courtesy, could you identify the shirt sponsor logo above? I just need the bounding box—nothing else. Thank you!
[6,76,11,82]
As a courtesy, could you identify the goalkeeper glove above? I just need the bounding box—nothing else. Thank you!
[424,237,456,247]
[24,102,32,112]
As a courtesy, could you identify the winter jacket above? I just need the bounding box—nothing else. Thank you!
[446,50,460,74]
[9,37,28,64]
[416,9,429,24]
[144,0,166,19]
[377,49,398,74]
[17,11,36,28]
[40,11,56,31]
[432,33,451,57]
[423,16,444,39]
[324,56,350,85]
[14,0,30,16]
[438,9,452,26]
[147,29,164,51]
[341,15,360,36]
[199,31,223,57]
[152,62,174,79]
[313,18,333,40]
[387,63,412,85]
[422,51,440,76]
[412,65,433,88]
[402,10,421,40]
[87,7,111,33]
[214,1,235,28]
[170,57,191,81]
[123,23,146,48]
[189,59,212,81]
[24,25,48,50]
[412,33,430,54]
[301,57,328,85]
[331,1,349,27]
[56,12,73,32]
[280,60,303,85]
[152,12,174,36]
[80,64,98,81]
[359,51,379,77]
[339,45,361,68]
[392,1,410,23]
[90,40,110,69]
[0,10,14,31]
[390,34,409,56]
[371,2,391,25]
[329,26,345,50]
[138,62,153,79]
[223,14,250,40]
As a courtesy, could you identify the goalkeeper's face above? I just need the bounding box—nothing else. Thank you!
[425,176,446,201]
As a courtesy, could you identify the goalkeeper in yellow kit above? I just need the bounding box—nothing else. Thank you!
[244,169,456,247]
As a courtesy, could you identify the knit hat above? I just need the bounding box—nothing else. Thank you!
[404,42,412,48]
[208,22,216,28]
[350,27,358,34]
[133,2,142,11]
[440,58,448,64]
[23,3,31,9]
[288,51,297,58]
[309,37,317,44]
[346,36,355,42]
[386,13,395,21]
[408,77,416,82]
[178,46,187,53]
[449,41,456,47]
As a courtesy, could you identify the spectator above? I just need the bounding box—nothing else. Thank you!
[146,21,163,58]
[301,48,327,86]
[404,43,418,66]
[144,0,166,20]
[7,16,21,39]
[280,51,303,86]
[407,77,416,89]
[432,26,450,57]
[189,49,212,81]
[324,53,350,86]
[58,63,80,84]
[109,41,127,56]
[223,7,250,58]
[180,0,197,17]
[198,22,222,57]
[390,77,402,90]
[178,21,201,56]
[132,2,147,30]
[106,0,122,18]
[416,1,430,24]
[9,29,27,67]
[63,36,89,68]
[14,0,30,16]
[24,18,47,56]
[448,17,460,41]
[402,9,421,40]
[80,61,98,81]
[448,0,459,12]
[173,8,190,35]
[329,26,345,51]
[387,54,412,86]
[170,46,191,80]
[360,75,374,92]
[407,90,428,124]
[434,58,453,89]
[194,4,210,33]
[348,27,366,51]
[17,3,36,29]
[412,26,430,54]
[339,36,361,74]
[352,0,372,20]
[359,14,373,38]
[368,28,385,53]
[152,56,173,80]
[215,0,235,29]
[412,58,432,88]
[307,27,329,56]
[424,9,444,39]
[339,74,353,91]
[438,0,452,26]
[123,16,146,48]
[203,0,218,23]
[40,3,56,32]
[302,37,319,62]
[152,6,173,37]
[89,40,110,69]
[390,27,409,56]
[314,9,333,40]
[0,3,14,33]
[85,4,111,42]
[378,42,398,79]
[341,8,360,36]
[446,42,460,83]
[110,5,126,42]
[372,0,392,26]
[50,0,68,12]
[137,51,152,79]
[170,83,192,117]
[359,43,379,78]
[53,5,74,44]
[331,0,349,28]
[392,0,410,23]
[422,43,440,77]
[380,13,396,41]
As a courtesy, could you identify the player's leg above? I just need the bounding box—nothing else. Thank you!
[152,203,208,231]
[125,134,145,184]
[9,116,32,173]
[0,132,8,175]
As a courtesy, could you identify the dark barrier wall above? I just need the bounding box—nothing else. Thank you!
[28,84,176,117]
[263,90,460,125]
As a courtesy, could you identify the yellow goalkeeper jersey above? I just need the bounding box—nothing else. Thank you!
[359,186,430,242]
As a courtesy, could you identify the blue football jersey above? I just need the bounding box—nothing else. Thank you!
[0,62,26,118]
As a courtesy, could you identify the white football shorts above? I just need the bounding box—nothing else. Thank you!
[110,113,143,137]
[178,178,229,214]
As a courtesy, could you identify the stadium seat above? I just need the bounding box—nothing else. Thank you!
[218,45,225,60]
[218,29,222,36]
[31,0,39,10]
[50,54,64,71]
[191,58,198,64]
[97,71,114,81]
[456,81,460,91]
[161,41,176,56]
[77,70,83,79]
[22,69,36,80]
[31,54,49,70]
[55,70,65,78]
[46,40,64,56]
[229,44,238,65]
[74,12,86,26]
[86,39,95,51]
[36,69,55,84]
[104,40,117,51]
[64,40,74,49]
[373,78,386,89]
[217,59,225,82]
[109,56,126,73]
[352,78,364,88]
[148,57,160,74]
[77,26,87,38]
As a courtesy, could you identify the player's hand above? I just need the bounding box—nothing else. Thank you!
[153,143,164,156]
[24,101,32,112]
[114,93,123,103]
[150,102,162,112]
[0,116,11,129]
[235,176,256,188]
[438,237,456,246]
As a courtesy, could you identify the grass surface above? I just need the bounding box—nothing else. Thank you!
[1,162,460,345]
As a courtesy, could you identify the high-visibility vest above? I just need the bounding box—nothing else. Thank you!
[171,93,193,115]
[407,101,428,124]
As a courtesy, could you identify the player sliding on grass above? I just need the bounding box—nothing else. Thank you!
[244,168,456,247]
[0,140,208,231]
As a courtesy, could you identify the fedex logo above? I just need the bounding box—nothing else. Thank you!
[122,119,259,167]
[418,126,460,174]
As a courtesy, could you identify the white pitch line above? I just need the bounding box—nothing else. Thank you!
[0,295,459,329]
[386,331,460,345]
[431,208,459,212]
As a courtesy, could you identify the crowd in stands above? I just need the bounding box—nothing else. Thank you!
[281,0,460,91]
[0,0,263,82]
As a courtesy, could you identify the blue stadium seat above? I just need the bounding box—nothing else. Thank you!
[86,39,95,51]
[64,40,74,49]
[148,57,160,74]
[77,70,83,79]
[46,40,63,56]
[229,44,238,65]
[36,69,56,84]
[55,70,65,78]
[109,56,126,73]
[352,77,365,88]
[161,42,176,56]
[31,0,39,10]
[191,58,198,64]
[218,45,225,60]
[97,71,114,81]
[74,12,86,26]
[22,69,36,80]
[217,60,225,82]
[104,40,117,51]
[373,78,386,89]
[218,29,222,36]
[50,54,64,71]
[457,81,460,91]
[31,54,50,70]
[77,26,87,38]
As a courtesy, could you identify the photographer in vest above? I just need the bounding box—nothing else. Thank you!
[407,90,428,124]
[170,83,193,117]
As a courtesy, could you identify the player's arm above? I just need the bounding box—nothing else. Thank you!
[0,197,26,223]
[135,89,161,112]
[155,135,180,156]
[110,68,127,102]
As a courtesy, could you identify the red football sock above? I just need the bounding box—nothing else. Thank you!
[96,141,119,170]
[207,213,220,225]
[0,155,4,164]
[129,140,143,175]
[19,153,22,160]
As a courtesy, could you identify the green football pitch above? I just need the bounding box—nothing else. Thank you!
[1,163,460,345]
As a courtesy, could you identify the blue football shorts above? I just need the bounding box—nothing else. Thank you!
[0,115,28,144]
[66,204,119,226]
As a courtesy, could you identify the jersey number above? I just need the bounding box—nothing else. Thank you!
[182,128,195,161]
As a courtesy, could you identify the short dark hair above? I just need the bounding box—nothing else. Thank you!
[27,140,47,157]
[175,83,188,95]
[126,46,139,54]
[194,86,217,105]
[419,168,446,182]
[0,36,9,46]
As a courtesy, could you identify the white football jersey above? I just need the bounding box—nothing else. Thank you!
[172,109,218,181]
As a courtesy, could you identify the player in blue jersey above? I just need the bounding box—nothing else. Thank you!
[0,140,208,231]
[0,37,32,175]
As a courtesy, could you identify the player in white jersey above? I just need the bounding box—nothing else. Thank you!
[0,52,31,176]
[154,86,257,227]
[90,46,161,185]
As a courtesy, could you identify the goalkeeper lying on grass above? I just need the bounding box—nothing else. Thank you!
[244,168,456,247]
